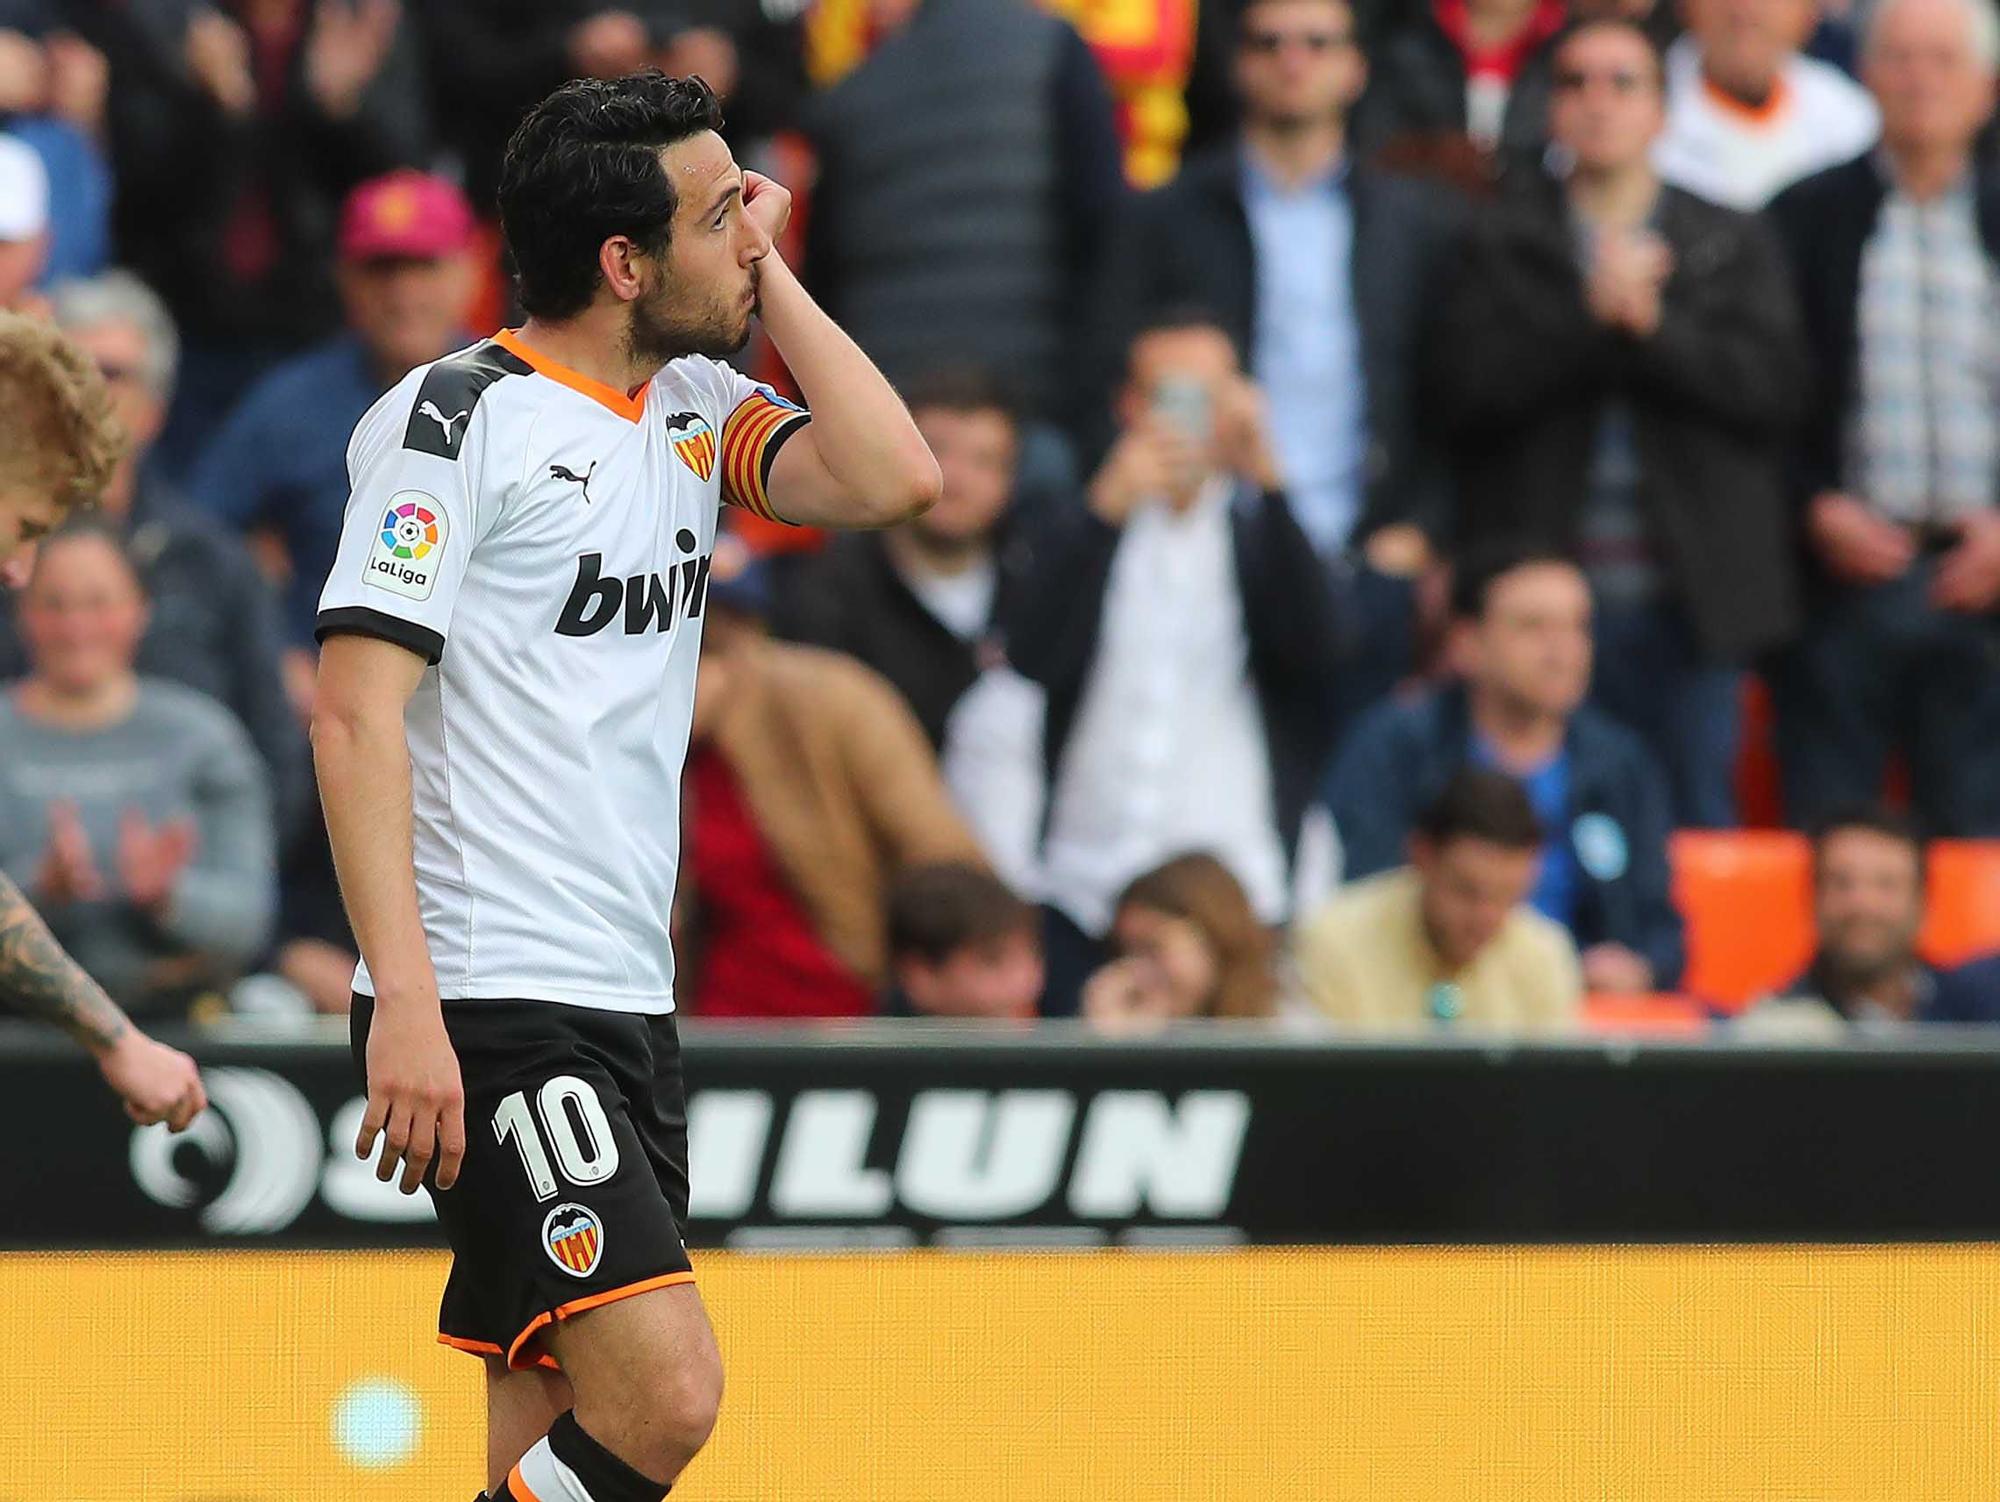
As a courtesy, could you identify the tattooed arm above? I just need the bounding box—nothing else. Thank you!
[0,872,207,1130]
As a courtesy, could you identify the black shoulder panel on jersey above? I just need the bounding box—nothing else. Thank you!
[402,342,533,460]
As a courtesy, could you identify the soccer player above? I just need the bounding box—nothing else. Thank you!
[0,311,207,1130]
[312,75,942,1500]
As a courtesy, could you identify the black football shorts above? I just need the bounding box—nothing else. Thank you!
[350,994,695,1371]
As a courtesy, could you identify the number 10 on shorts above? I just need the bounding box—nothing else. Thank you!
[494,1075,622,1201]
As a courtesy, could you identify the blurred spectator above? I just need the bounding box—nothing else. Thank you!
[938,657,1050,897]
[801,0,1124,417]
[83,0,432,478]
[1739,805,2000,1031]
[0,129,45,310]
[1007,313,1342,1013]
[1295,768,1582,1030]
[1329,550,1684,994]
[0,10,112,284]
[193,169,477,674]
[0,272,303,834]
[420,3,804,208]
[0,523,275,1015]
[1767,0,2000,836]
[1655,0,1879,210]
[1089,0,1463,722]
[1352,0,1566,176]
[775,366,1028,748]
[1431,17,1808,827]
[885,861,1044,1019]
[681,554,985,1019]
[1082,853,1277,1032]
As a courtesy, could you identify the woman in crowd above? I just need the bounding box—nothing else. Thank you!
[0,522,275,1016]
[1082,853,1278,1033]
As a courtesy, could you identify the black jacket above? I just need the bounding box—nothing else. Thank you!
[1767,153,2000,535]
[1329,683,1686,988]
[1083,148,1465,541]
[1431,173,1808,661]
[1004,481,1343,868]
[773,531,1028,750]
[1350,7,1557,168]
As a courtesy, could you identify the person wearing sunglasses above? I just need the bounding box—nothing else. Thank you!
[1086,0,1464,736]
[1430,16,1808,833]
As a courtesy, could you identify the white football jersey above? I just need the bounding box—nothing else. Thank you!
[317,329,808,1013]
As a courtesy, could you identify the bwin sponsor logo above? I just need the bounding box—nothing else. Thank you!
[555,530,709,638]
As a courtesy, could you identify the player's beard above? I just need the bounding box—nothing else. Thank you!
[625,265,757,365]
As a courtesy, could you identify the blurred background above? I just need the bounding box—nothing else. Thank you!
[8,0,2000,1492]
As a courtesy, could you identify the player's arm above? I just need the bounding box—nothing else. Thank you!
[312,634,465,1194]
[0,871,206,1129]
[742,174,942,529]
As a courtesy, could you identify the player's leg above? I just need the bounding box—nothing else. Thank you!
[485,1354,574,1494]
[495,1282,723,1498]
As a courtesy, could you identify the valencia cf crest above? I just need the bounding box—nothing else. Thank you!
[542,1202,605,1279]
[667,411,717,481]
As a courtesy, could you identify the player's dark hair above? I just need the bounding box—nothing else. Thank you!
[1415,769,1545,852]
[888,863,1037,966]
[900,365,1023,433]
[1811,804,1929,883]
[1450,544,1584,622]
[498,72,726,321]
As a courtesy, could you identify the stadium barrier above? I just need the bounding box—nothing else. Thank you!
[8,1023,2000,1497]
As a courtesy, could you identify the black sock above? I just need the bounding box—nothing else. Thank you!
[544,1410,673,1500]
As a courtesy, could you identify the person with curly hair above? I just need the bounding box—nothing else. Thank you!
[0,309,206,1130]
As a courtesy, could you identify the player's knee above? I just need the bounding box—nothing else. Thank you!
[645,1340,723,1460]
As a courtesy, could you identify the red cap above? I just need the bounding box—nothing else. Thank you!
[338,169,475,262]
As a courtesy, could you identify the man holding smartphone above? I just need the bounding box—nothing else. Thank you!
[1005,310,1344,1013]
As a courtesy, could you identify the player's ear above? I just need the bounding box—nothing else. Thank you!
[597,235,649,306]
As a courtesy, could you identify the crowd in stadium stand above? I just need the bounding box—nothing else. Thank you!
[6,0,2000,1034]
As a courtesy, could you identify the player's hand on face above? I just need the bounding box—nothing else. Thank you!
[115,810,197,917]
[99,1028,207,1132]
[741,170,793,244]
[35,799,105,907]
[359,1001,466,1194]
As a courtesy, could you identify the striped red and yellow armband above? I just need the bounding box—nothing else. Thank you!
[720,388,811,523]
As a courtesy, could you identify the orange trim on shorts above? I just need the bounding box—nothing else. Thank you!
[507,1461,547,1502]
[503,1270,700,1372]
[437,1331,561,1373]
[492,327,648,422]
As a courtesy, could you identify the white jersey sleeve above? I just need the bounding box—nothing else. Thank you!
[316,344,530,663]
[678,360,811,525]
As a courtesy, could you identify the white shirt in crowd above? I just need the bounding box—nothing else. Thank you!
[1653,36,1880,211]
[903,555,997,642]
[1037,479,1289,936]
[316,330,807,1014]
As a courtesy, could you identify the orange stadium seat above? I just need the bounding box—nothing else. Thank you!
[1580,993,1709,1035]
[1920,841,2000,966]
[1670,829,1814,1010]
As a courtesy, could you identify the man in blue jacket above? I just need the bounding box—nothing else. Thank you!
[1329,546,1685,993]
